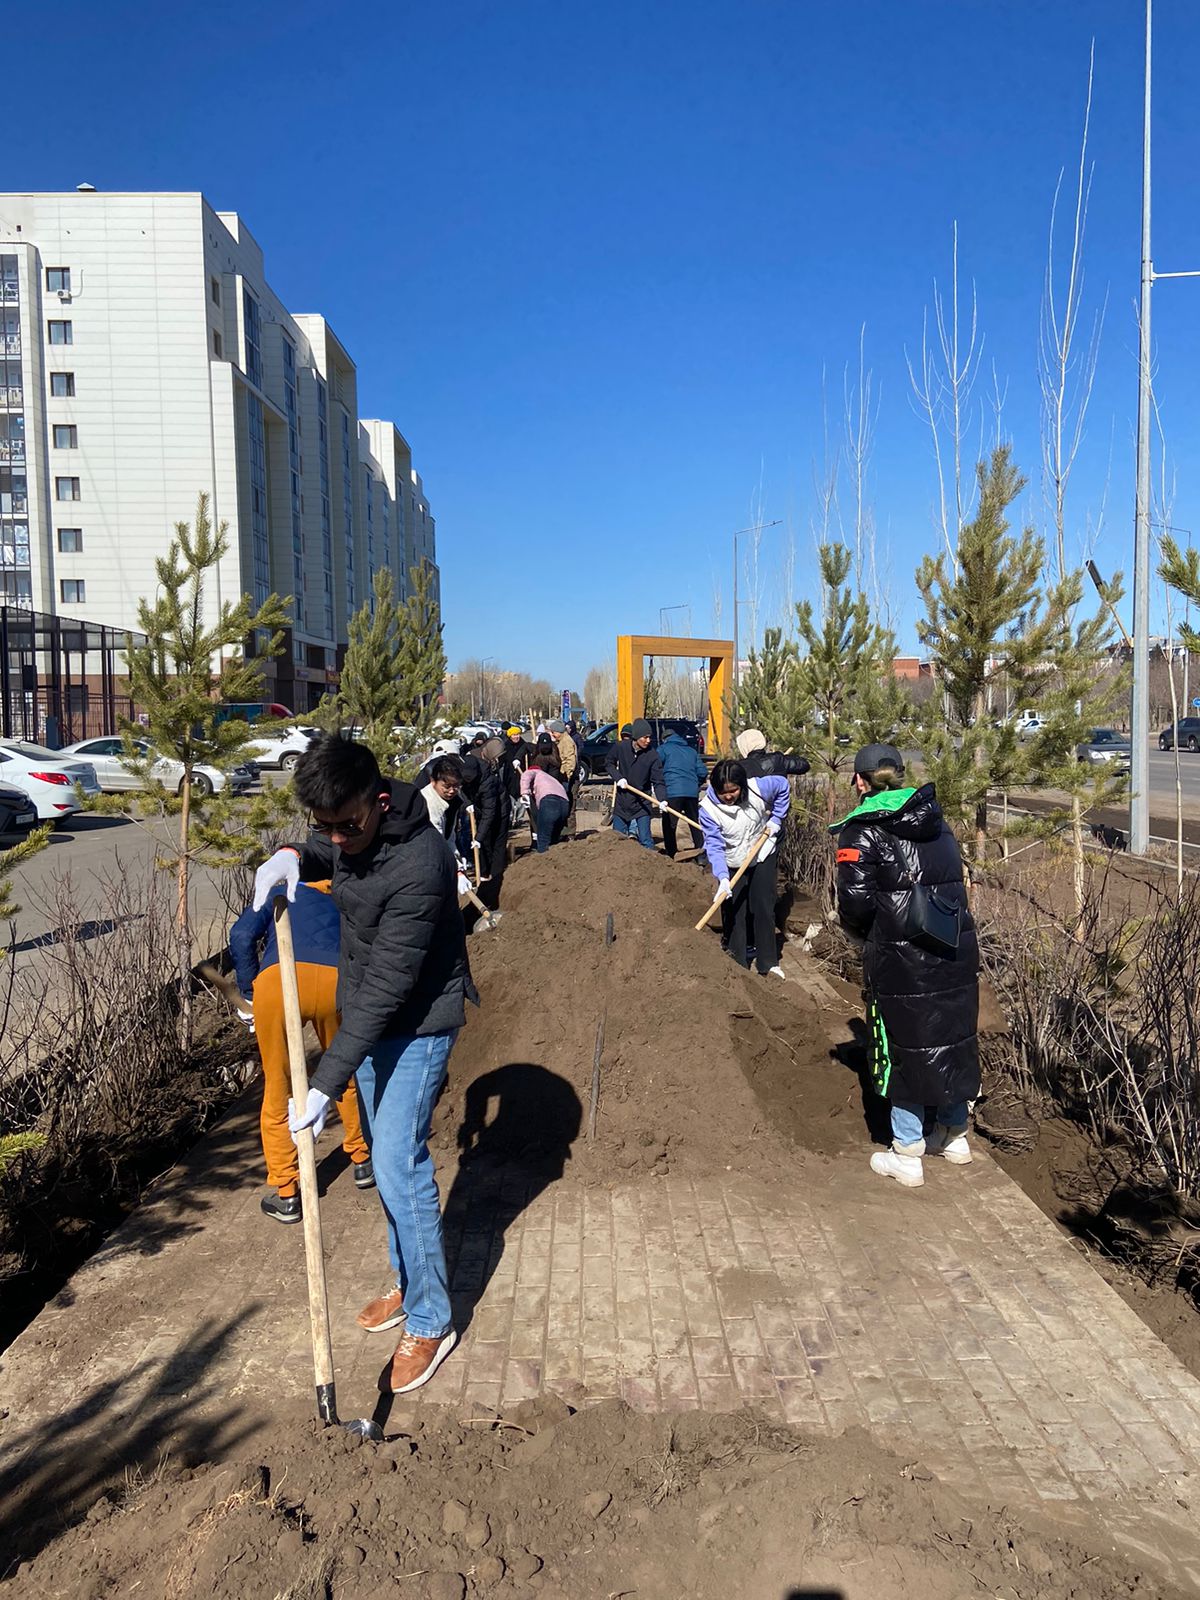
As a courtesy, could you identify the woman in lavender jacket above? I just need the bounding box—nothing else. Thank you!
[699,759,791,977]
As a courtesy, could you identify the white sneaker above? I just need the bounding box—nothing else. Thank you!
[925,1123,972,1164]
[869,1143,925,1187]
[767,965,786,979]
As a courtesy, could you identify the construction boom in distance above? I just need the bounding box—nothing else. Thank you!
[615,634,733,756]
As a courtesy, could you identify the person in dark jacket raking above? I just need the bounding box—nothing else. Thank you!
[605,718,667,848]
[832,743,980,1188]
[735,728,812,780]
[252,734,478,1393]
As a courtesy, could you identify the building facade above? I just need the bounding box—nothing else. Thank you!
[0,191,439,712]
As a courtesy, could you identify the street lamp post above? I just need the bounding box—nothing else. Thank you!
[478,657,495,722]
[732,519,783,718]
[659,604,690,635]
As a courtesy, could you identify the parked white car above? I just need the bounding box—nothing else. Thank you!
[62,738,255,798]
[0,739,101,820]
[244,725,320,772]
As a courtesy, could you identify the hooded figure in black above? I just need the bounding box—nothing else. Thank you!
[458,752,506,883]
[832,743,979,1189]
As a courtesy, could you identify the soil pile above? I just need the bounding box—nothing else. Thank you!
[438,831,868,1181]
[13,1397,1180,1600]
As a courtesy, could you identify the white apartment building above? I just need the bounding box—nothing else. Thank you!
[0,190,439,712]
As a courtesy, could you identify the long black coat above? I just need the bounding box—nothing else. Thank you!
[833,783,979,1107]
[462,762,507,877]
[604,739,667,820]
[295,781,477,1100]
[500,738,533,800]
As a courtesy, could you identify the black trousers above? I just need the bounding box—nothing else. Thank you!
[721,851,779,974]
[662,793,701,858]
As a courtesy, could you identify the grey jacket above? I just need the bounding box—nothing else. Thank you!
[294,780,477,1100]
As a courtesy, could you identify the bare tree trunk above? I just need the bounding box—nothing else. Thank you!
[1070,793,1085,934]
[176,774,193,1049]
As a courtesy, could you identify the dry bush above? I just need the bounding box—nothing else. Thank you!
[979,872,1200,1203]
[779,778,836,911]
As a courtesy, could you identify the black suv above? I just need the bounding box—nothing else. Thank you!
[581,718,705,778]
[1160,718,1200,751]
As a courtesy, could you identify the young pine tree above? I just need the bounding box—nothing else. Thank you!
[339,567,405,761]
[395,559,448,749]
[737,627,802,750]
[119,492,288,1040]
[643,656,666,717]
[916,447,1053,862]
[794,542,907,782]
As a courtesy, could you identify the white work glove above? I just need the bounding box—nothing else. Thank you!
[616,778,629,789]
[512,759,521,771]
[288,1087,330,1141]
[653,798,665,812]
[252,848,299,911]
[457,872,472,897]
[766,819,781,837]
[713,876,732,903]
[236,1000,255,1033]
[465,803,475,816]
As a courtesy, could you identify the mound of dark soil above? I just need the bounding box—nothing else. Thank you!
[437,832,870,1182]
[13,1397,1180,1600]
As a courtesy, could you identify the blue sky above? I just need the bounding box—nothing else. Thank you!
[12,1,1200,692]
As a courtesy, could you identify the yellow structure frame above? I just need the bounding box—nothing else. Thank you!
[616,635,734,755]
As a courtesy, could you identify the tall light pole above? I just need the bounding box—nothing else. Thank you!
[478,656,495,721]
[659,604,690,635]
[732,518,783,716]
[1132,0,1154,855]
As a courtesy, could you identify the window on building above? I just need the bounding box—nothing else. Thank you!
[212,329,222,358]
[50,371,75,397]
[47,320,72,345]
[57,527,83,553]
[46,268,71,294]
[210,276,221,305]
[55,476,81,501]
[60,578,86,604]
[53,424,77,449]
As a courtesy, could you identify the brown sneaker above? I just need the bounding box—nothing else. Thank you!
[380,1329,458,1394]
[356,1287,406,1333]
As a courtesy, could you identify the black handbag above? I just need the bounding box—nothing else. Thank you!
[906,883,962,954]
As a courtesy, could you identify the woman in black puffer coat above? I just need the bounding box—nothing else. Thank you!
[832,743,979,1189]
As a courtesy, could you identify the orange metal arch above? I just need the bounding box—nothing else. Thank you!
[616,635,733,755]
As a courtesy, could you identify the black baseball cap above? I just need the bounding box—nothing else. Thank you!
[853,743,904,777]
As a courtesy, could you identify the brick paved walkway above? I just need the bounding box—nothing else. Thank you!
[3,1096,1200,1586]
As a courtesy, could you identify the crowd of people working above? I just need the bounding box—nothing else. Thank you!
[225,717,979,1396]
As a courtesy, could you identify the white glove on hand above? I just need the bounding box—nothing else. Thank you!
[653,798,666,812]
[288,1087,330,1142]
[713,876,732,903]
[766,819,781,837]
[465,803,475,815]
[457,873,472,897]
[616,778,629,789]
[236,1002,255,1034]
[252,848,300,911]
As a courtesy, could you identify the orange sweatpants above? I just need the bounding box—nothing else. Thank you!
[252,961,369,1195]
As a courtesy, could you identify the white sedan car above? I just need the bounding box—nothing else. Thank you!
[0,739,101,820]
[244,725,319,772]
[62,738,255,799]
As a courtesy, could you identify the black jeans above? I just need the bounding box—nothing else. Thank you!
[721,852,779,974]
[662,794,701,858]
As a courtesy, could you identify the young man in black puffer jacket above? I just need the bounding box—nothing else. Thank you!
[252,735,478,1394]
[831,743,979,1189]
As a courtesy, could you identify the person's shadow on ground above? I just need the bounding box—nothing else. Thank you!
[830,1017,892,1146]
[442,1063,582,1335]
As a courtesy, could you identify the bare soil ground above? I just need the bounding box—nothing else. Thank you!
[6,824,1197,1598]
[15,1397,1182,1600]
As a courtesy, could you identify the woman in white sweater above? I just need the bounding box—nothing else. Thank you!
[699,759,791,977]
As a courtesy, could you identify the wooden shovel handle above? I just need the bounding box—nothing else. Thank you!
[622,783,704,836]
[468,809,482,887]
[694,830,770,932]
[274,899,336,1402]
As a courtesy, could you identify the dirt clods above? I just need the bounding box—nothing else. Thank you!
[17,1400,1184,1600]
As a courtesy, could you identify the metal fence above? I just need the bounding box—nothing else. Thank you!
[1,604,144,747]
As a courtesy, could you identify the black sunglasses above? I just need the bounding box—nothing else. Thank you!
[309,796,380,837]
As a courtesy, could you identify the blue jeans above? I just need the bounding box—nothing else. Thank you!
[891,1100,969,1147]
[353,1029,458,1339]
[535,794,568,852]
[613,812,653,848]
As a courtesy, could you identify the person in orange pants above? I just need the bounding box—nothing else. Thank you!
[229,879,375,1223]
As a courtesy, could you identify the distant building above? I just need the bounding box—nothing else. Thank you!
[890,657,933,680]
[0,190,439,711]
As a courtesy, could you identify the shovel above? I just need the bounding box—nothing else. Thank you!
[274,899,382,1442]
[459,881,502,932]
[621,782,705,840]
[694,830,770,932]
[467,807,482,887]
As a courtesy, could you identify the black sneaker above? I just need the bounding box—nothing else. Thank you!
[261,1192,301,1224]
[353,1158,376,1191]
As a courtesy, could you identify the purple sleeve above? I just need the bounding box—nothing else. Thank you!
[699,796,729,880]
[758,774,791,827]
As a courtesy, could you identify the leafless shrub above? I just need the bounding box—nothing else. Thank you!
[779,778,836,911]
[979,872,1200,1202]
